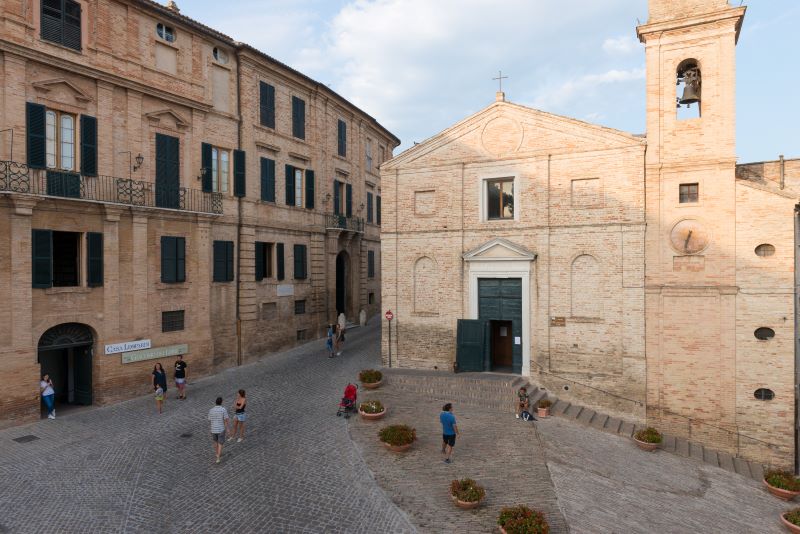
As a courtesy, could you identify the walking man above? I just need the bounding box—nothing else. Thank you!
[174,354,188,400]
[208,396,229,464]
[440,403,458,464]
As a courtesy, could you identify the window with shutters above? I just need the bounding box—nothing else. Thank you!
[41,0,82,51]
[294,168,304,207]
[162,310,185,332]
[292,96,305,139]
[213,240,235,282]
[86,232,103,287]
[293,244,307,280]
[210,147,230,194]
[368,250,375,278]
[337,119,347,157]
[259,82,275,129]
[160,236,186,284]
[366,191,374,223]
[333,181,346,215]
[376,196,381,225]
[255,241,274,281]
[276,243,285,280]
[366,138,373,171]
[45,109,76,171]
[156,23,175,43]
[260,158,276,202]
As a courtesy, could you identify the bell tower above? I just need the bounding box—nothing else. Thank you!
[638,1,746,451]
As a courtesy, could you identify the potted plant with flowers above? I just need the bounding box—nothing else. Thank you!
[497,505,549,534]
[449,478,486,510]
[781,507,800,533]
[633,427,662,452]
[359,399,387,420]
[764,469,800,501]
[379,424,416,452]
[359,369,383,389]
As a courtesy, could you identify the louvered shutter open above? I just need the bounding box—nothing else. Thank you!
[201,143,213,192]
[80,115,97,176]
[233,149,246,197]
[285,165,295,205]
[255,242,265,281]
[261,157,275,202]
[161,236,176,283]
[305,170,314,209]
[346,183,352,217]
[26,102,46,169]
[276,243,285,280]
[87,232,103,287]
[32,229,52,288]
[333,180,340,216]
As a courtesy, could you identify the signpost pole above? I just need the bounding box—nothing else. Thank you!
[385,310,394,368]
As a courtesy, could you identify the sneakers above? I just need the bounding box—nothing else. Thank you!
[443,458,451,464]
[515,414,520,419]
[227,436,234,442]
[215,457,220,464]
[237,438,243,443]
[47,413,55,419]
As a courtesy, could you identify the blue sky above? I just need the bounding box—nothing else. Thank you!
[166,0,797,163]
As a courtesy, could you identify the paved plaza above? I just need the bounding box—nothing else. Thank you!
[0,320,794,533]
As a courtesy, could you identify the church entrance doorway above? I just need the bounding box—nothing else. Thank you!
[37,323,94,414]
[456,278,522,374]
[336,251,349,317]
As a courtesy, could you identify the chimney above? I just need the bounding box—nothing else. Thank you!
[166,0,180,13]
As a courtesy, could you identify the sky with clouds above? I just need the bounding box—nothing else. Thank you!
[166,0,797,163]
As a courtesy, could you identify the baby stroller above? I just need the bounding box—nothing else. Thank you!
[336,383,359,418]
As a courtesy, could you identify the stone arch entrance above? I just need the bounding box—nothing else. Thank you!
[38,323,94,409]
[335,250,351,318]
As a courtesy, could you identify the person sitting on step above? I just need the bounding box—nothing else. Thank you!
[516,387,530,419]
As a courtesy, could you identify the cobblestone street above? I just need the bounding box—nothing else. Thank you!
[0,321,793,533]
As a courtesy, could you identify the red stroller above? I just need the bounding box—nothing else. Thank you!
[336,383,359,418]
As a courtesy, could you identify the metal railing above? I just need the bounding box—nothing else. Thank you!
[325,213,364,233]
[0,160,223,215]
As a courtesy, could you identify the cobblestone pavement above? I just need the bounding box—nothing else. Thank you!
[0,319,414,534]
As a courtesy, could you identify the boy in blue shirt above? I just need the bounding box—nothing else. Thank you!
[440,403,459,464]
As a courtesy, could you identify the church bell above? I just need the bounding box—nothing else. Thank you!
[678,67,701,105]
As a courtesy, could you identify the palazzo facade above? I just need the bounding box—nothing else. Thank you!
[381,0,800,468]
[0,0,397,425]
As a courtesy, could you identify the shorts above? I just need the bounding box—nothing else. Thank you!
[155,394,164,401]
[235,412,246,422]
[442,434,456,447]
[175,378,186,386]
[212,431,226,443]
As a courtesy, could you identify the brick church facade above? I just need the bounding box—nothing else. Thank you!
[0,0,397,425]
[381,0,800,468]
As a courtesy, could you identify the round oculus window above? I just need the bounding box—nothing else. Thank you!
[754,327,775,340]
[754,388,775,401]
[755,244,776,257]
[157,23,175,42]
[213,47,228,64]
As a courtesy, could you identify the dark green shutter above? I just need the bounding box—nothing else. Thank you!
[292,96,305,139]
[377,196,381,225]
[226,241,234,281]
[337,120,346,157]
[261,158,275,202]
[233,149,245,197]
[176,237,185,282]
[161,236,176,283]
[259,81,275,129]
[201,143,213,192]
[285,164,295,205]
[255,242,265,281]
[26,102,46,169]
[32,229,52,288]
[63,0,81,51]
[368,250,375,278]
[345,183,352,217]
[367,192,373,223]
[87,232,103,287]
[293,244,306,279]
[276,243,285,280]
[305,170,314,209]
[80,115,97,176]
[333,180,340,216]
[213,241,225,282]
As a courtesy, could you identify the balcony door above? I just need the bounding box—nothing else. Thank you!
[155,133,180,209]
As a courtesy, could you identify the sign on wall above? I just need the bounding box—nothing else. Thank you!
[277,284,294,297]
[105,339,152,355]
[121,344,189,364]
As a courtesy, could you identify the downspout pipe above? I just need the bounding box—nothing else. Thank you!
[780,154,786,190]
[235,48,243,366]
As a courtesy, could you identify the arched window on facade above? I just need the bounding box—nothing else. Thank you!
[413,256,438,314]
[571,254,602,318]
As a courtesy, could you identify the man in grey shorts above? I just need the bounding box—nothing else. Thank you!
[207,396,229,464]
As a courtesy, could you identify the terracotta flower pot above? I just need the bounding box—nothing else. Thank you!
[781,513,800,533]
[452,494,483,510]
[359,408,387,420]
[383,441,412,452]
[499,527,508,534]
[633,437,659,452]
[537,407,550,418]
[361,379,383,390]
[765,479,800,501]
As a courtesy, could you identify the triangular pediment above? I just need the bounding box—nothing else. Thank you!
[145,109,189,129]
[32,78,93,103]
[384,100,644,170]
[463,238,537,262]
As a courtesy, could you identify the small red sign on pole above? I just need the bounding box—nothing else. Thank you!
[385,310,394,321]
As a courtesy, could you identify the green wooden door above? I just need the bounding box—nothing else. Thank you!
[456,319,485,372]
[73,345,92,405]
[155,133,180,209]
[478,278,523,373]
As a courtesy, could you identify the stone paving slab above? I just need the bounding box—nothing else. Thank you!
[537,417,791,534]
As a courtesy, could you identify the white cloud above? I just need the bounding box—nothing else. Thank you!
[602,35,639,55]
[532,68,645,111]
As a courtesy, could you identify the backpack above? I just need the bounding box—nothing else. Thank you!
[521,410,536,422]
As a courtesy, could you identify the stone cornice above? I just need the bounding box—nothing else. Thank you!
[636,6,746,44]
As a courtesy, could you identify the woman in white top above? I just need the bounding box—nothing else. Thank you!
[40,374,55,419]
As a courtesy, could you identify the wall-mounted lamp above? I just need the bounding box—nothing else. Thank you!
[133,153,144,171]
[358,202,365,213]
[323,192,331,203]
[196,167,209,182]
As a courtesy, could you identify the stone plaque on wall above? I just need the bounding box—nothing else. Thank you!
[550,316,566,327]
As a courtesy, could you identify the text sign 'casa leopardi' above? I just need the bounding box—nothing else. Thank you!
[105,339,152,355]
[121,344,189,364]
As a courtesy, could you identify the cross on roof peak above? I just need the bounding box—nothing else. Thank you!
[492,70,509,92]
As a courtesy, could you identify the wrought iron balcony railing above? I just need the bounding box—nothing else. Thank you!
[0,160,223,215]
[325,213,364,233]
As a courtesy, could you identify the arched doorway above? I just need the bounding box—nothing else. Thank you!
[38,323,94,410]
[336,251,350,317]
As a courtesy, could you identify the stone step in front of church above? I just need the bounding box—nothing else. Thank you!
[381,368,766,482]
